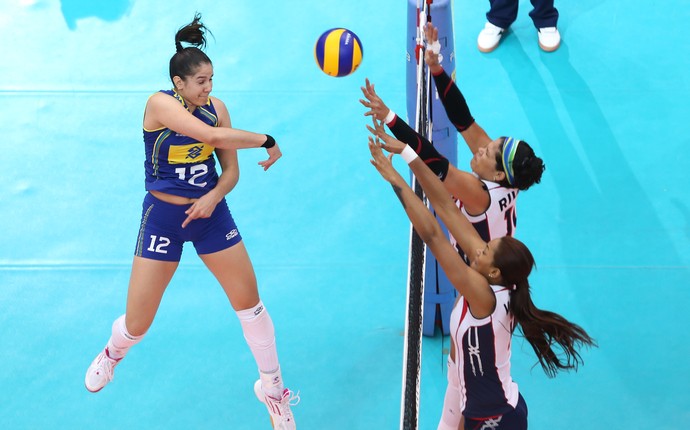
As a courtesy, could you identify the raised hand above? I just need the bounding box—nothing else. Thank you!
[359,78,391,120]
[366,117,407,154]
[424,23,443,73]
[368,136,399,184]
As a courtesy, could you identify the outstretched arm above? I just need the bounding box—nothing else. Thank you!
[368,137,495,315]
[360,79,450,179]
[211,97,281,171]
[144,92,281,165]
[369,120,487,259]
[424,23,492,155]
[361,80,491,214]
[408,151,487,261]
[368,120,491,216]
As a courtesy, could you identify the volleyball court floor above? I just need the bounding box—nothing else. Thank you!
[1,1,688,429]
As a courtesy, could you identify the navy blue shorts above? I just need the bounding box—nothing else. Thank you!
[134,192,242,262]
[465,394,528,430]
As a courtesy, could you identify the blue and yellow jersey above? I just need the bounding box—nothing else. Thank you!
[143,89,219,198]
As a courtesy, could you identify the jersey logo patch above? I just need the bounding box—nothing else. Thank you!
[467,327,484,376]
[167,143,214,164]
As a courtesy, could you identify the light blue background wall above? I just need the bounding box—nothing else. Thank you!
[1,0,688,429]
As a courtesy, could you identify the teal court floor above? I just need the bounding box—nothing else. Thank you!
[1,0,689,429]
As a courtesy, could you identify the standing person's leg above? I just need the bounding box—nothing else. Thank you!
[486,0,519,28]
[200,241,297,429]
[85,257,178,392]
[528,0,558,28]
[529,0,560,51]
[478,0,519,52]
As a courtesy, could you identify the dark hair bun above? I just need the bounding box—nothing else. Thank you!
[513,141,545,191]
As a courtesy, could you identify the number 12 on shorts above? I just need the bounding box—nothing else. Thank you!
[147,235,170,254]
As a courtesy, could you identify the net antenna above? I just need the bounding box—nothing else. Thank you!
[400,1,433,429]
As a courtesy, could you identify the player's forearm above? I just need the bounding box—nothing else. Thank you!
[209,128,274,150]
[388,173,443,245]
[431,68,475,133]
[208,150,240,200]
[407,155,481,254]
[213,170,239,198]
[385,112,450,180]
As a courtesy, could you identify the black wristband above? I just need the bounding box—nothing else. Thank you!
[261,134,276,148]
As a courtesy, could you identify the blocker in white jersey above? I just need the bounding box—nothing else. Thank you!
[450,285,518,417]
[367,133,596,430]
[452,176,518,257]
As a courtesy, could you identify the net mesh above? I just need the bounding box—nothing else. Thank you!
[400,3,432,428]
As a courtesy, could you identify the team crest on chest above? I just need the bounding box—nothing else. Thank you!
[167,143,214,164]
[186,145,204,160]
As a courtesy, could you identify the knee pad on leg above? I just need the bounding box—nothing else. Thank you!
[236,301,279,373]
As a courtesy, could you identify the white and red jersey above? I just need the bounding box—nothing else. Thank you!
[447,177,520,417]
[449,284,519,418]
[450,176,518,259]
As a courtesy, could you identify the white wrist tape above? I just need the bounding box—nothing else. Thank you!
[427,40,441,54]
[401,145,419,164]
[426,40,444,63]
[383,109,396,125]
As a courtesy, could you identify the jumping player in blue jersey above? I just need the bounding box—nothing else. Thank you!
[84,14,297,429]
[367,132,595,430]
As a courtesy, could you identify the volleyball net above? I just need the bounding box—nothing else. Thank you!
[401,1,457,429]
[400,2,432,429]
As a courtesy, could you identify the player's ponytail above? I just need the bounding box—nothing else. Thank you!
[169,13,213,83]
[494,237,596,377]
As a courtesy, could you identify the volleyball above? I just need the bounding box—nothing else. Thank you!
[314,28,363,77]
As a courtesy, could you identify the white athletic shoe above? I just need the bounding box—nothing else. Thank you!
[254,380,299,429]
[84,348,120,393]
[538,27,561,52]
[477,22,505,53]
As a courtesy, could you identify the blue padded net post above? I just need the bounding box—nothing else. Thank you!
[406,0,458,337]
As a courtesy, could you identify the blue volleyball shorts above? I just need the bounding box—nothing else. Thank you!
[464,394,528,430]
[134,192,242,262]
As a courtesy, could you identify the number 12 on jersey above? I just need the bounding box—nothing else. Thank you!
[175,164,208,187]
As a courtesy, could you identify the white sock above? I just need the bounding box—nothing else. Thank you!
[260,366,285,400]
[236,301,283,397]
[106,315,144,360]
